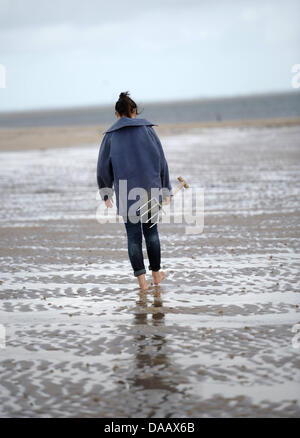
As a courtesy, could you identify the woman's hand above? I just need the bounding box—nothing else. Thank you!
[163,196,172,206]
[105,198,114,208]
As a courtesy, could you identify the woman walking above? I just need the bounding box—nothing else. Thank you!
[97,92,172,290]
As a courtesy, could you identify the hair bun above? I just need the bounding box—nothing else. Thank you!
[119,91,130,99]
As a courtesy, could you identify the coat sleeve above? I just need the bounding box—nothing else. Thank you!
[148,127,173,198]
[97,133,114,201]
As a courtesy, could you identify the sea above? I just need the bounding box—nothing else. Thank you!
[0,91,299,128]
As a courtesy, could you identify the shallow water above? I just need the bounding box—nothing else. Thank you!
[0,125,300,417]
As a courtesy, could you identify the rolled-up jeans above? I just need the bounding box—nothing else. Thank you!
[124,217,161,277]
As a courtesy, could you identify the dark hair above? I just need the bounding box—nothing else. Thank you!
[115,91,141,117]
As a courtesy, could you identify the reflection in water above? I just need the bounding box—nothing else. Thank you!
[130,287,183,399]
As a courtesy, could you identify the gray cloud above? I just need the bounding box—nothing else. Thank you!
[1,0,299,54]
[0,0,205,29]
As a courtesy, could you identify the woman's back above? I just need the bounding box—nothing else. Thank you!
[110,119,161,193]
[98,116,172,216]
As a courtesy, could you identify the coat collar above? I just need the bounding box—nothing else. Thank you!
[105,117,157,133]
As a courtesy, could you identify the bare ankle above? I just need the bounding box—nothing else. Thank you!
[152,270,165,285]
[137,274,150,290]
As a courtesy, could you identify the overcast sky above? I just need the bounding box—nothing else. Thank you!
[0,0,299,112]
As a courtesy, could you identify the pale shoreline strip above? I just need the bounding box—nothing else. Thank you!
[0,116,300,152]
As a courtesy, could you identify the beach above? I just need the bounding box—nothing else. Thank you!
[0,118,300,417]
[1,116,300,152]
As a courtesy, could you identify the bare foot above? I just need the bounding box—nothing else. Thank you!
[152,270,165,285]
[137,274,151,290]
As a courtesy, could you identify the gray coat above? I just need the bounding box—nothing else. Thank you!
[97,117,172,216]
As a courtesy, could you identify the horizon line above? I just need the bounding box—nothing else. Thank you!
[0,88,297,117]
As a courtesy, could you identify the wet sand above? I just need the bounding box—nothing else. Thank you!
[0,121,300,417]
